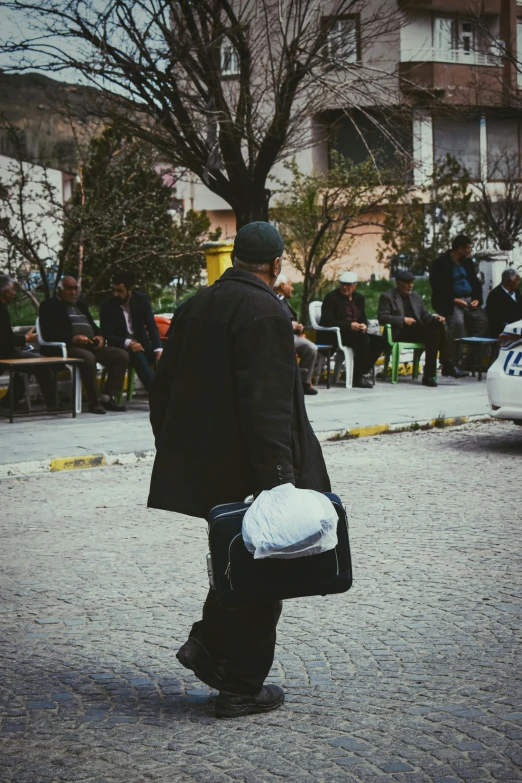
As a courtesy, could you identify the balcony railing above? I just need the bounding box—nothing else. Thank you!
[400,46,502,67]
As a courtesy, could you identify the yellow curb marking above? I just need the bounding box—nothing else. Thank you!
[348,424,391,438]
[50,455,105,472]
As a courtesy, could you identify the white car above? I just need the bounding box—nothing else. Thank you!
[487,319,522,425]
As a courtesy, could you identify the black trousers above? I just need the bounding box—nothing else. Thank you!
[67,345,128,404]
[127,341,155,392]
[0,348,55,407]
[190,589,282,695]
[339,328,388,382]
[396,320,449,378]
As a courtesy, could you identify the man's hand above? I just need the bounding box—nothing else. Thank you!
[128,340,144,352]
[155,349,163,367]
[434,314,445,322]
[469,299,479,309]
[92,335,104,349]
[350,322,367,333]
[454,298,468,308]
[72,335,90,346]
[292,321,304,334]
[25,327,38,344]
[404,317,416,326]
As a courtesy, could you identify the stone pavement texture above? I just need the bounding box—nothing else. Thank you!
[1,420,522,782]
[0,377,489,466]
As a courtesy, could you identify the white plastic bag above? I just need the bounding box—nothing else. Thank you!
[242,483,338,560]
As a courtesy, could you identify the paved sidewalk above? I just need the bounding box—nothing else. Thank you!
[0,377,490,470]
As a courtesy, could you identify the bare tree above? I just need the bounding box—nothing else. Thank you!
[272,156,405,321]
[0,0,402,229]
[474,152,522,252]
[0,124,70,307]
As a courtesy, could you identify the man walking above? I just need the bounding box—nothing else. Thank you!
[39,276,128,414]
[430,234,488,370]
[274,274,321,395]
[378,270,460,387]
[100,271,163,393]
[148,222,330,718]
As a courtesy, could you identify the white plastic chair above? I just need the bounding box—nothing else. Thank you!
[309,301,354,389]
[35,316,82,413]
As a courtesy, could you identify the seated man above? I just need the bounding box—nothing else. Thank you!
[430,234,488,366]
[0,275,56,410]
[100,272,162,393]
[321,271,387,389]
[274,274,322,395]
[39,276,128,414]
[378,270,465,387]
[486,268,522,339]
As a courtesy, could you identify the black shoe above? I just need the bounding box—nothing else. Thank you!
[302,384,318,396]
[176,637,224,691]
[353,377,373,389]
[88,402,106,414]
[441,363,469,379]
[102,397,127,412]
[215,684,285,719]
[422,376,438,387]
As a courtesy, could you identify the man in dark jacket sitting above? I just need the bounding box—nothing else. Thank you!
[321,271,387,388]
[0,275,55,410]
[378,270,463,387]
[486,268,522,338]
[39,276,128,414]
[148,222,331,719]
[430,234,488,366]
[100,272,162,393]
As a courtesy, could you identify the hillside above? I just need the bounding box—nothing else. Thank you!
[0,71,108,171]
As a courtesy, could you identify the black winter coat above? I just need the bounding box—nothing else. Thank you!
[486,284,522,338]
[100,291,162,351]
[430,252,483,317]
[39,296,101,354]
[147,267,331,519]
[0,301,26,358]
[321,289,368,328]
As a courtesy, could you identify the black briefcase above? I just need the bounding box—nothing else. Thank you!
[207,492,352,608]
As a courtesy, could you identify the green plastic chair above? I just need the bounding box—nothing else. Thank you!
[382,324,429,384]
[116,367,136,404]
[101,366,136,403]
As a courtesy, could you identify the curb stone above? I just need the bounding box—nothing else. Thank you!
[0,416,493,478]
[0,449,156,479]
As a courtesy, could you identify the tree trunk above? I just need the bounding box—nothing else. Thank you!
[300,272,319,325]
[234,188,271,230]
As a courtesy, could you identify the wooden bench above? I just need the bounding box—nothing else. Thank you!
[0,357,83,423]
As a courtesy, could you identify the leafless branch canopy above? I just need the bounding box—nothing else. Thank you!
[0,0,401,226]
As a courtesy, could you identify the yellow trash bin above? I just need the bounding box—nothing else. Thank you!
[202,241,234,285]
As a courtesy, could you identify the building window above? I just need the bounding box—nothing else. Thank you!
[221,39,240,76]
[326,17,358,64]
[487,118,521,179]
[433,116,481,178]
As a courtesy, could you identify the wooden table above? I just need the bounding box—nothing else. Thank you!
[0,357,83,423]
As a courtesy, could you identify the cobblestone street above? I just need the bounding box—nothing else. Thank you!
[1,421,521,783]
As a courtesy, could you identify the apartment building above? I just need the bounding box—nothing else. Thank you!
[175,0,522,279]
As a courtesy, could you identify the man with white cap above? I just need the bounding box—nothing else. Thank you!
[321,271,387,388]
[274,274,322,395]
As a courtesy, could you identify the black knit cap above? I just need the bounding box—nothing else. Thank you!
[395,269,415,282]
[233,221,284,264]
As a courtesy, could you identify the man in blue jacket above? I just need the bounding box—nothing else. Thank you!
[100,272,162,393]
